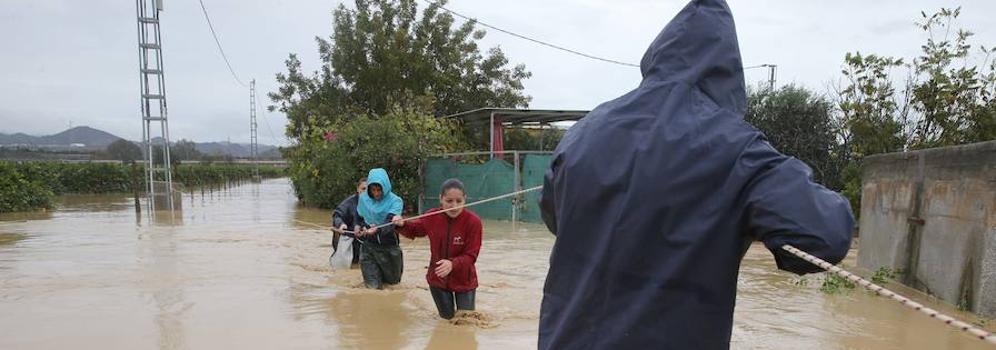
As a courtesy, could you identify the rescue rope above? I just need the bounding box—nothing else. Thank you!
[294,219,332,230]
[298,184,995,344]
[781,245,996,345]
[293,219,368,244]
[320,185,544,236]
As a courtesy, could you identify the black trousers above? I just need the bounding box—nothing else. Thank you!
[359,244,403,289]
[430,286,476,320]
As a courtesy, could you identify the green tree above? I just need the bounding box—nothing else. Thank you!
[837,52,909,158]
[835,7,996,216]
[284,105,465,209]
[105,139,142,163]
[839,7,996,155]
[151,144,180,167]
[746,85,845,190]
[271,0,531,208]
[504,127,565,151]
[268,0,532,139]
[908,7,996,148]
[171,139,202,161]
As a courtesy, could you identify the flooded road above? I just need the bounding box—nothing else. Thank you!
[0,179,992,349]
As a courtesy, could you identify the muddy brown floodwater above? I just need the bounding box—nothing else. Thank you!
[0,179,992,349]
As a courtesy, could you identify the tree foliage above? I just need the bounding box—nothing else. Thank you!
[171,139,203,161]
[835,7,996,216]
[284,106,464,209]
[106,139,142,163]
[504,127,565,152]
[269,0,531,139]
[839,7,996,156]
[0,161,285,213]
[746,85,845,190]
[272,0,530,208]
[0,162,54,213]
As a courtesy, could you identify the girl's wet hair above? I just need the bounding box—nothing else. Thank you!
[440,178,465,196]
[367,183,382,195]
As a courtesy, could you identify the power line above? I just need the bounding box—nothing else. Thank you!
[255,90,283,143]
[419,0,640,68]
[198,0,247,87]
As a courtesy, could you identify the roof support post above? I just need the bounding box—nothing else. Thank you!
[489,112,495,159]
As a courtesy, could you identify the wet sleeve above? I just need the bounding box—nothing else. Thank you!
[355,215,369,231]
[539,154,560,236]
[375,214,397,238]
[372,195,405,238]
[451,218,482,270]
[398,218,429,239]
[332,197,351,228]
[741,139,855,275]
[390,195,404,216]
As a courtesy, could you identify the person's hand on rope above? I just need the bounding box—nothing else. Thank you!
[337,223,348,233]
[434,259,453,278]
[391,215,405,227]
[362,226,378,237]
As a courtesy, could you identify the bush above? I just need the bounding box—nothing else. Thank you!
[284,107,466,209]
[57,163,133,193]
[13,162,65,194]
[172,164,284,187]
[0,162,54,213]
[0,161,286,213]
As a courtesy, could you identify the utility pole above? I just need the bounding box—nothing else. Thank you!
[136,0,174,212]
[765,64,777,91]
[745,63,778,90]
[250,79,259,180]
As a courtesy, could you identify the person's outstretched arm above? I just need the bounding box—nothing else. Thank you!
[740,138,855,274]
[393,215,429,239]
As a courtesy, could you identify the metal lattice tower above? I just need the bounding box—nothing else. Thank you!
[136,0,174,211]
[249,79,259,180]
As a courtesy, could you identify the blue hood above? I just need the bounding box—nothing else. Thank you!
[358,168,403,225]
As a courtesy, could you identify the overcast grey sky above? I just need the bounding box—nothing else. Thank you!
[1,0,994,146]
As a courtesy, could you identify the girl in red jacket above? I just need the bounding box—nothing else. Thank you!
[393,179,482,319]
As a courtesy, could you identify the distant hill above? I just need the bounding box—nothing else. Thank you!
[0,126,122,149]
[43,126,123,147]
[148,137,279,158]
[0,132,38,145]
[193,141,279,158]
[2,126,280,158]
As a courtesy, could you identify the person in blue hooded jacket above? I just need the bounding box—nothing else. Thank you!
[538,0,854,348]
[356,168,404,289]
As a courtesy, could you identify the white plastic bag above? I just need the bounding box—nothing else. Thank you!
[329,235,354,270]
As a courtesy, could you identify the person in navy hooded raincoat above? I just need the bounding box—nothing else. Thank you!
[538,0,855,348]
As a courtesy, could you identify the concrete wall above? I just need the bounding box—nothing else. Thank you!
[858,141,996,318]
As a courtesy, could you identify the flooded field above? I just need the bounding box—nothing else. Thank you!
[0,179,992,349]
